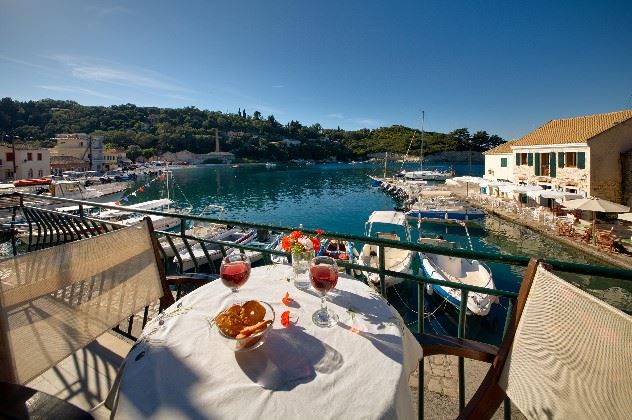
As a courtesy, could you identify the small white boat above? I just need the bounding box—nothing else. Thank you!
[358,211,415,288]
[176,227,257,271]
[49,180,129,203]
[265,162,277,168]
[406,200,486,222]
[419,237,497,316]
[400,169,454,181]
[98,198,186,231]
[243,230,281,263]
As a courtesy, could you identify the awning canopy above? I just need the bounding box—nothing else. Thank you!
[619,213,632,222]
[525,190,584,200]
[562,197,630,213]
[418,190,452,197]
[498,184,543,194]
[452,176,485,184]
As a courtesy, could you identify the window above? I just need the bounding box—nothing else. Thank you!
[37,153,42,161]
[520,153,528,165]
[541,153,550,176]
[6,153,14,162]
[27,152,32,161]
[565,152,577,168]
[27,169,33,178]
[38,169,43,177]
[500,157,507,167]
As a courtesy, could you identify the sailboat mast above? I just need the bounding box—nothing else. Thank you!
[420,111,425,172]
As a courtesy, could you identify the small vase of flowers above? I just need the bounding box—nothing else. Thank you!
[281,229,323,290]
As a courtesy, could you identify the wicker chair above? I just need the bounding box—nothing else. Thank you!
[420,258,632,419]
[0,218,203,418]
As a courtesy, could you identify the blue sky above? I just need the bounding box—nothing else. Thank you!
[1,0,631,139]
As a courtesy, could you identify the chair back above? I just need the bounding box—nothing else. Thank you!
[499,263,632,419]
[0,218,171,384]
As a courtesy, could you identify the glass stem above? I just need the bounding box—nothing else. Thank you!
[321,295,327,312]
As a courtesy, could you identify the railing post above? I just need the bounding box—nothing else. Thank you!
[10,205,17,256]
[458,289,469,413]
[418,282,425,420]
[503,298,515,420]
[378,245,386,298]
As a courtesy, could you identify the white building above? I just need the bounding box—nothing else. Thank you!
[483,140,517,181]
[0,144,51,181]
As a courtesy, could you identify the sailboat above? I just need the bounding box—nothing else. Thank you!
[399,112,454,181]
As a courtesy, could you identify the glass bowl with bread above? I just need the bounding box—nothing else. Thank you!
[214,300,275,352]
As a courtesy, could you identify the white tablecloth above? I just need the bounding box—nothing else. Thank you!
[113,264,422,419]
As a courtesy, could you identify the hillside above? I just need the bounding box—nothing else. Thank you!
[0,98,504,162]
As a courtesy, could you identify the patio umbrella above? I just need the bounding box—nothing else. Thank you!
[562,197,630,244]
[619,213,632,222]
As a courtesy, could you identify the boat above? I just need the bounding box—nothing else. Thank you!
[265,162,277,168]
[158,205,227,257]
[318,238,359,272]
[97,198,187,231]
[406,199,486,222]
[418,237,497,316]
[243,230,282,263]
[175,227,257,271]
[49,180,129,203]
[397,112,454,181]
[357,211,415,288]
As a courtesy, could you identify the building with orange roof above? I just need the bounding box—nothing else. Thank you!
[483,139,518,181]
[485,110,632,204]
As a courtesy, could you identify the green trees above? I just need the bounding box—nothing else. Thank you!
[0,97,503,162]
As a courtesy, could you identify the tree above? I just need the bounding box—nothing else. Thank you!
[253,111,261,120]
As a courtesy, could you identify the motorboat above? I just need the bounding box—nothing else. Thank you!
[419,237,497,316]
[98,198,185,231]
[175,227,257,272]
[158,205,226,257]
[406,199,486,222]
[400,169,454,181]
[358,211,415,288]
[318,238,359,272]
[243,230,281,264]
[49,180,129,203]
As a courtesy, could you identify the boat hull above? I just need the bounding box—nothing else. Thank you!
[420,253,495,316]
[406,209,486,221]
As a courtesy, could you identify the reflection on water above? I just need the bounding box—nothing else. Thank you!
[126,163,630,343]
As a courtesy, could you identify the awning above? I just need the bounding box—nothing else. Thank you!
[498,184,543,194]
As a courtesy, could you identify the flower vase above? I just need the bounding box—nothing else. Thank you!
[291,250,314,290]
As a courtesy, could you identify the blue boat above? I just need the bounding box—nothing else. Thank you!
[406,204,486,222]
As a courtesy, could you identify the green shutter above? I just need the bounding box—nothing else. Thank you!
[501,157,507,168]
[528,153,533,166]
[558,152,564,168]
[577,152,586,169]
[534,153,540,175]
[550,152,556,177]
[515,153,521,166]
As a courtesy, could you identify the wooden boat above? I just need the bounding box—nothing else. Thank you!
[357,211,415,288]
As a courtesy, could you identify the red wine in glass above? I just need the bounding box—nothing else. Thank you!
[220,254,251,293]
[310,265,338,293]
[310,256,339,328]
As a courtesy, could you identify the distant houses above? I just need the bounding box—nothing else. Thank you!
[484,110,632,205]
[0,144,50,182]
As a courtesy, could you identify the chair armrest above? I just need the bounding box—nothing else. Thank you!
[166,275,214,287]
[417,333,498,363]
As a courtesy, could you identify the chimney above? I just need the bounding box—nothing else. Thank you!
[215,128,220,153]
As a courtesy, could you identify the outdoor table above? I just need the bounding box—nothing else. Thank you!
[112,264,422,419]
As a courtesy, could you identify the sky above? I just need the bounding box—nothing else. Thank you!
[1,0,631,139]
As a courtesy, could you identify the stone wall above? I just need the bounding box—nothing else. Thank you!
[622,151,632,207]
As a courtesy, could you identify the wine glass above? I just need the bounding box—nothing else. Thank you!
[220,253,251,299]
[310,256,339,327]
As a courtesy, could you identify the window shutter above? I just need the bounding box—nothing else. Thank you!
[577,152,586,169]
[558,152,564,168]
[534,153,540,175]
[550,152,556,177]
[528,153,533,166]
[515,153,521,166]
[501,157,507,168]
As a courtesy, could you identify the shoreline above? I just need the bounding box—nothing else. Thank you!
[445,184,632,270]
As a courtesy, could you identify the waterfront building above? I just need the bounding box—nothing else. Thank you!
[50,155,89,175]
[485,110,632,204]
[103,148,129,171]
[0,144,51,181]
[49,133,106,171]
[483,139,517,181]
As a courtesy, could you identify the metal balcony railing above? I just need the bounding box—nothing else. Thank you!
[3,191,632,420]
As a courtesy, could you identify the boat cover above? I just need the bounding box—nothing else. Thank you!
[368,211,407,226]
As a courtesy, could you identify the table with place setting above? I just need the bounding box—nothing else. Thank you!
[111,262,423,419]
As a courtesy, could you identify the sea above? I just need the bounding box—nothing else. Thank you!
[127,161,632,345]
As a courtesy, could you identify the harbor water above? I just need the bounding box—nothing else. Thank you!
[128,162,631,345]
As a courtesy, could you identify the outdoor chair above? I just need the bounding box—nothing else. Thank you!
[419,258,631,419]
[0,218,203,419]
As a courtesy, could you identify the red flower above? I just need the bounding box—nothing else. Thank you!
[315,229,325,235]
[282,292,291,306]
[281,236,292,251]
[281,310,290,327]
[311,238,321,251]
[290,230,302,240]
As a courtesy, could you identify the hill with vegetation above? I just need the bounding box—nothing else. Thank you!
[0,98,505,162]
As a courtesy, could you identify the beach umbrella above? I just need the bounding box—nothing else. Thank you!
[562,197,630,244]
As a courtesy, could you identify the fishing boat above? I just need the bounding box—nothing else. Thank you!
[158,205,227,257]
[97,198,184,231]
[358,211,415,288]
[175,227,257,271]
[418,237,497,316]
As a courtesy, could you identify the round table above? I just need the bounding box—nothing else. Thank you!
[113,264,422,419]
